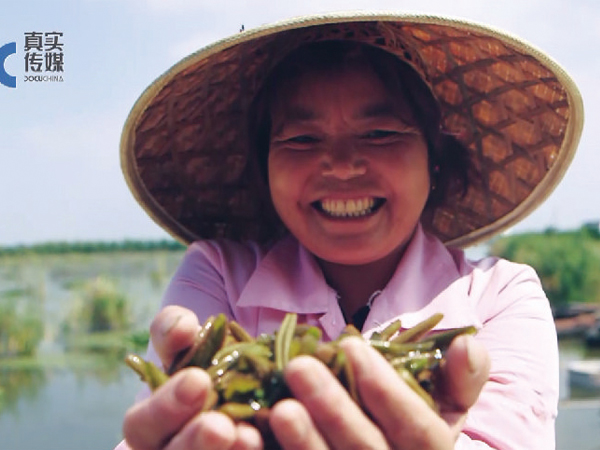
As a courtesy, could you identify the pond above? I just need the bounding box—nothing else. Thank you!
[1,251,599,449]
[0,364,139,449]
[0,250,182,449]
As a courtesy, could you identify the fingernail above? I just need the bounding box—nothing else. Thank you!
[284,356,330,401]
[161,312,182,336]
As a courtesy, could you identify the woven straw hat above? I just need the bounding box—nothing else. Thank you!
[121,11,583,247]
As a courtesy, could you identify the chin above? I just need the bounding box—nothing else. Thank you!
[312,244,386,266]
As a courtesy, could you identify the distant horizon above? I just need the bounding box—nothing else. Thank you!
[2,220,598,250]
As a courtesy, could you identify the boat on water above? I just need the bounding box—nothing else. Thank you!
[584,319,600,348]
[553,304,599,339]
[568,360,600,391]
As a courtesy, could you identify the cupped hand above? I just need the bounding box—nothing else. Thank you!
[123,306,490,450]
[269,334,490,450]
[122,306,264,450]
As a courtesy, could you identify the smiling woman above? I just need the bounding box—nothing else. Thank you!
[251,40,471,214]
[254,41,470,305]
[268,66,429,257]
[117,11,583,450]
[265,56,434,313]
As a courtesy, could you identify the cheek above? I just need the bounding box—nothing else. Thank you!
[387,149,430,194]
[268,151,313,193]
[268,155,298,213]
[407,144,431,195]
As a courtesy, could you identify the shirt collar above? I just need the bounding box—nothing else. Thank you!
[363,224,474,331]
[236,224,478,332]
[236,235,332,313]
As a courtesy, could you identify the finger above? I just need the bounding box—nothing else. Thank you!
[150,305,200,368]
[164,411,237,450]
[230,423,264,450]
[281,355,387,450]
[123,368,212,450]
[270,399,329,450]
[340,337,453,450]
[441,335,490,411]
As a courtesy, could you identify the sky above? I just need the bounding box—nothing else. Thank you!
[0,0,598,247]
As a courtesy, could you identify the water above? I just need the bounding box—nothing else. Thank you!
[1,346,597,450]
[555,340,600,450]
[0,367,139,450]
[0,251,182,450]
[0,252,599,449]
[556,401,600,450]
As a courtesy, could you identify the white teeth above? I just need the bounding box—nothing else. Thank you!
[320,198,376,217]
[347,199,356,213]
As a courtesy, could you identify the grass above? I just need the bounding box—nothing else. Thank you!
[0,304,44,357]
[0,328,149,369]
[62,330,149,353]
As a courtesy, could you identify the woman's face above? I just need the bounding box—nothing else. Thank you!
[268,65,430,266]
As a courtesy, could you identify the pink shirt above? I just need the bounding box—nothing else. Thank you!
[118,225,559,450]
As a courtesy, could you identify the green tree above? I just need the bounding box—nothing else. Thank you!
[490,230,600,308]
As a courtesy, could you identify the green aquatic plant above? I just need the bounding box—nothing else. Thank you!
[62,276,131,334]
[0,304,44,357]
[127,329,150,350]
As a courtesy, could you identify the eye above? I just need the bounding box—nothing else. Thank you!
[270,133,321,152]
[363,130,399,140]
[361,125,421,143]
[286,134,319,144]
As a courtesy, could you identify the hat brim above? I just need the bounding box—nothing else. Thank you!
[121,11,584,247]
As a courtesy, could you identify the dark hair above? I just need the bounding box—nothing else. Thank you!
[247,40,471,221]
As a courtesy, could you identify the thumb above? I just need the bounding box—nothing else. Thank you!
[441,334,491,411]
[149,305,201,370]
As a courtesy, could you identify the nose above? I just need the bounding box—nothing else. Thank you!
[320,141,367,180]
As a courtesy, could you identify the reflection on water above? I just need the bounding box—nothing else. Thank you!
[0,347,146,449]
[0,364,140,450]
[70,349,130,386]
[0,367,47,415]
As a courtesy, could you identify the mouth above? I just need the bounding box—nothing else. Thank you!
[312,197,385,218]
